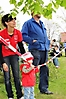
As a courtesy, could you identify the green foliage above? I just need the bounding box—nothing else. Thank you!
[52,1,59,9]
[0,15,4,29]
[9,0,53,19]
[9,0,16,5]
[0,7,5,29]
[10,9,19,18]
[8,0,66,19]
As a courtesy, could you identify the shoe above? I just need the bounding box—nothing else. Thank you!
[44,90,53,94]
[19,96,24,99]
[56,66,59,68]
[40,90,53,95]
[8,98,13,99]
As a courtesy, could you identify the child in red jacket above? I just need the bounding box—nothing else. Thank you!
[20,52,40,99]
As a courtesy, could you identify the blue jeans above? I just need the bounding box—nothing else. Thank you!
[23,87,34,99]
[53,57,59,66]
[3,55,23,99]
[30,49,49,92]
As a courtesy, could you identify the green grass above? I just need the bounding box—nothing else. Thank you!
[35,55,66,99]
[0,54,66,99]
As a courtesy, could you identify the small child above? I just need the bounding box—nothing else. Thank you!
[20,52,40,99]
[49,45,60,68]
[53,45,60,68]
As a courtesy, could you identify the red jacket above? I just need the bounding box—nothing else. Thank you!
[0,28,22,57]
[20,63,39,87]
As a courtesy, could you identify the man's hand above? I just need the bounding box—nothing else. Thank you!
[33,40,37,43]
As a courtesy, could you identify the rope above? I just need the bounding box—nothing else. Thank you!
[0,36,65,67]
[38,47,65,67]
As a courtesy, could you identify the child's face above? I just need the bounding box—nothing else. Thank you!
[55,46,58,50]
[28,60,33,64]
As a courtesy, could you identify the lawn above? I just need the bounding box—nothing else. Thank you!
[0,54,66,99]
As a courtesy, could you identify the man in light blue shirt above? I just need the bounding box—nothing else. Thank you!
[63,42,66,57]
[21,12,53,94]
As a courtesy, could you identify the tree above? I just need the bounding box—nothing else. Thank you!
[0,7,4,29]
[55,7,66,32]
[43,19,60,40]
[8,0,66,19]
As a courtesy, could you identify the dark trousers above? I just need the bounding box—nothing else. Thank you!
[30,49,49,92]
[3,55,23,99]
[0,63,2,71]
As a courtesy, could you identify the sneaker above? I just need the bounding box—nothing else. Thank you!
[56,66,59,68]
[19,96,24,99]
[40,90,53,95]
[44,90,53,94]
[8,98,13,99]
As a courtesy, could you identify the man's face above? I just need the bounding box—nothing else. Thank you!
[36,14,41,19]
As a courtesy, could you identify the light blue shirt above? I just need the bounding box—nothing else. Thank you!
[63,42,66,48]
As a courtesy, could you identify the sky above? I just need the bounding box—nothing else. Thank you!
[0,0,14,13]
